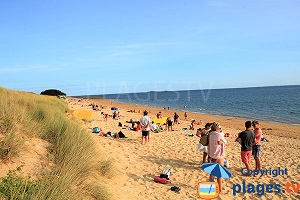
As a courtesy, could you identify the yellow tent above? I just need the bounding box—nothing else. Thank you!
[72,110,94,121]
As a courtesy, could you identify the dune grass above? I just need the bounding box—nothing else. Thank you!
[0,87,112,199]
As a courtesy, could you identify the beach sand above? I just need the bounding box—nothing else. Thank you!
[69,98,300,200]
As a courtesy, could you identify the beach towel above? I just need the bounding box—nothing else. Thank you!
[73,110,94,121]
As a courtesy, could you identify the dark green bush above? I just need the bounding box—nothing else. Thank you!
[40,89,66,96]
[0,169,38,199]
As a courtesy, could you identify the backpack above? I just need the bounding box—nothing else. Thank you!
[118,131,127,138]
[199,134,209,146]
[92,127,100,133]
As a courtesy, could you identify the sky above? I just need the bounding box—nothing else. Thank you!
[0,0,299,96]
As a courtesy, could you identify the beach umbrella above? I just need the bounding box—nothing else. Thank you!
[202,163,232,179]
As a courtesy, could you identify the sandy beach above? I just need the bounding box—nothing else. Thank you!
[69,98,300,200]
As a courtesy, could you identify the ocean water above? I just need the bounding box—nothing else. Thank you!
[90,85,300,125]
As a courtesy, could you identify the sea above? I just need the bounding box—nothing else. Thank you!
[85,85,300,125]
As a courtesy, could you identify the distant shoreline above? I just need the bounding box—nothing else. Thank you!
[74,96,300,126]
[75,98,300,139]
[72,85,300,126]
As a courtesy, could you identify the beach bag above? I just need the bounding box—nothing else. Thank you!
[118,131,127,138]
[92,127,100,133]
[154,177,171,184]
[199,135,209,146]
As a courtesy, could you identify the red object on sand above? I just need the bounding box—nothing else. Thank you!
[154,177,171,184]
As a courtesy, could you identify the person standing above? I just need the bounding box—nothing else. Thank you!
[140,110,151,145]
[207,122,226,193]
[196,123,212,164]
[252,120,262,170]
[235,121,255,175]
[166,116,173,131]
[174,112,179,124]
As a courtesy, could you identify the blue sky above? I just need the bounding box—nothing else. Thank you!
[0,0,299,96]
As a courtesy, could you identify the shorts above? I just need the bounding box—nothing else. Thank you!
[241,151,252,163]
[167,121,173,126]
[252,145,261,158]
[142,130,149,137]
[203,146,208,153]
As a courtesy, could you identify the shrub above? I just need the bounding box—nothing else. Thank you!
[0,169,38,199]
[40,89,66,96]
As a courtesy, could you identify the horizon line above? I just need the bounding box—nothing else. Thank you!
[71,84,299,97]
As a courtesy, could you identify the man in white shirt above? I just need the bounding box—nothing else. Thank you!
[151,121,158,132]
[140,110,151,144]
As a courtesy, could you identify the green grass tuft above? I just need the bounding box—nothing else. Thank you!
[0,169,38,200]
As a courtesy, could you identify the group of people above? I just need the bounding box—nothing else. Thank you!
[97,104,263,194]
[196,120,263,193]
[235,120,262,174]
[196,122,227,192]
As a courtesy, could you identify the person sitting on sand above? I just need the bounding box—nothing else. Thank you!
[208,122,227,194]
[126,119,133,123]
[157,111,162,118]
[235,121,255,176]
[151,121,159,133]
[135,121,141,132]
[98,128,106,136]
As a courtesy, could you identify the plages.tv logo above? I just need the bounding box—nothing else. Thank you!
[197,162,232,199]
[197,181,220,199]
[233,167,300,196]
